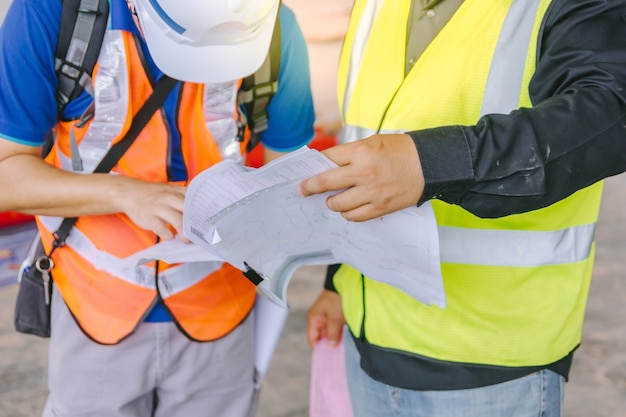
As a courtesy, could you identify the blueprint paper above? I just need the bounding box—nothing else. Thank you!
[205,179,444,308]
[183,146,338,243]
[185,146,445,308]
[121,147,445,308]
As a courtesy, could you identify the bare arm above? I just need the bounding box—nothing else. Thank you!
[0,139,186,240]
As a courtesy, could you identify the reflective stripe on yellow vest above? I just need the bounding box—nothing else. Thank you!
[39,30,255,345]
[334,0,603,367]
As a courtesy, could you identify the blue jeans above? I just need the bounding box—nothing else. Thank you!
[343,328,565,417]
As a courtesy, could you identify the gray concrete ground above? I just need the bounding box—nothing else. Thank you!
[1,0,626,416]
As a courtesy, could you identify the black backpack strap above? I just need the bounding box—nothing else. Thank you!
[93,76,178,173]
[50,75,179,252]
[237,10,282,152]
[55,0,109,116]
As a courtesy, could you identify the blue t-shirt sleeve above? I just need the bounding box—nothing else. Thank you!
[259,5,316,152]
[0,0,61,146]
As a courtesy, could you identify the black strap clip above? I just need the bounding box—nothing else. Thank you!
[243,261,267,286]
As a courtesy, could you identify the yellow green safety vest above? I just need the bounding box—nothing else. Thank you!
[335,0,603,367]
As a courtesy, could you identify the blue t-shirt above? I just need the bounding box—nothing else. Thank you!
[0,0,315,322]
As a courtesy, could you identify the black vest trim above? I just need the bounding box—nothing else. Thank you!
[352,333,575,390]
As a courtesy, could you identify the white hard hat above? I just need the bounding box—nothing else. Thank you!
[131,0,280,83]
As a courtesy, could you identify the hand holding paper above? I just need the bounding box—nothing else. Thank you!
[185,146,445,308]
[121,147,445,309]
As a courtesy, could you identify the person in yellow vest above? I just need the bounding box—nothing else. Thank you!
[0,0,314,416]
[299,0,626,416]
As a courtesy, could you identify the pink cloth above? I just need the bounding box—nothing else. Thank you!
[309,337,354,417]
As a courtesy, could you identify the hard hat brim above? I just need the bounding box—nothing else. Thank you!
[134,0,279,83]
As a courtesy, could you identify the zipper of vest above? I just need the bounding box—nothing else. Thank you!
[153,239,170,325]
[166,87,186,183]
[359,272,367,342]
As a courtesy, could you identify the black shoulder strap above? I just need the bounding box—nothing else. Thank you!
[237,10,282,152]
[50,76,178,253]
[55,0,109,116]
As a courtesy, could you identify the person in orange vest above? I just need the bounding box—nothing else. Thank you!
[0,0,314,415]
[299,0,626,416]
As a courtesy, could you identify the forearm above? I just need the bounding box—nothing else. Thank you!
[0,152,136,216]
[411,88,626,218]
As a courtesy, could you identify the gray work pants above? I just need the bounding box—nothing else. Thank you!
[42,287,257,417]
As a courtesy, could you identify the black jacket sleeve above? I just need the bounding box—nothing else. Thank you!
[411,0,626,218]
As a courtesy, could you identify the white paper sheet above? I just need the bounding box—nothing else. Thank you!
[254,294,289,386]
[115,236,224,269]
[191,147,444,308]
[120,147,446,308]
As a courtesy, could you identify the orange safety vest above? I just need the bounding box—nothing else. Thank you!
[37,30,256,345]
